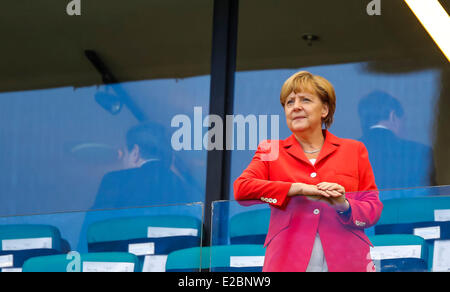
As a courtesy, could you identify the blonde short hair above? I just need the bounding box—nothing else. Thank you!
[280,71,336,129]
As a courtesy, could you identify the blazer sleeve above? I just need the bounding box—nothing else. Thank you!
[233,141,292,209]
[337,142,383,229]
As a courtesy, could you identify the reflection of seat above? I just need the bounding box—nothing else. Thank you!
[229,210,270,244]
[22,252,139,272]
[166,245,266,272]
[0,225,69,272]
[369,234,428,272]
[86,215,202,272]
[375,196,450,271]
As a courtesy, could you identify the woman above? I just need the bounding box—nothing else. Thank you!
[234,71,383,272]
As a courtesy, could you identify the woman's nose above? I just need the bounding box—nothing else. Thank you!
[293,100,302,110]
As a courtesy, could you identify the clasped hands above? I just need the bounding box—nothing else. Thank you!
[288,182,350,213]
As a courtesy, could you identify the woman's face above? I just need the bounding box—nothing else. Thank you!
[284,91,329,134]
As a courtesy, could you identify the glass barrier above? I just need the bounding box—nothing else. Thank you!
[0,0,213,217]
[211,185,450,272]
[0,202,204,272]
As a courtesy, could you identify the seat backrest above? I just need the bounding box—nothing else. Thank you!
[229,210,270,244]
[0,224,67,271]
[209,244,266,272]
[87,215,202,244]
[369,234,428,272]
[86,215,202,272]
[165,246,210,272]
[166,245,266,272]
[369,234,427,259]
[378,196,450,225]
[22,252,139,272]
[0,224,63,252]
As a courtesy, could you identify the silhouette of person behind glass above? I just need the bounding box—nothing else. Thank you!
[358,91,435,191]
[91,122,190,209]
[78,122,202,251]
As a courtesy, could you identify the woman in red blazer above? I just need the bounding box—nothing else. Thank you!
[234,71,383,272]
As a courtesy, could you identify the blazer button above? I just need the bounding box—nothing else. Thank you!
[313,209,320,215]
[310,172,317,178]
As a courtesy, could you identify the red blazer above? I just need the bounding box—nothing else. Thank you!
[234,131,383,272]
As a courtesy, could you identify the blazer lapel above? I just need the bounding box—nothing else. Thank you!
[283,135,312,165]
[282,130,341,166]
[315,130,340,166]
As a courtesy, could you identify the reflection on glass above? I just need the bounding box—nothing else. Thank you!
[0,0,213,218]
[92,121,201,209]
[0,77,209,216]
[358,90,436,190]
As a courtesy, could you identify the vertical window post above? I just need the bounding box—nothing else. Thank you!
[204,0,239,246]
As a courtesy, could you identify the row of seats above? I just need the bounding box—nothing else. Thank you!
[0,215,203,272]
[1,195,449,272]
[20,245,266,272]
[229,195,450,272]
[1,234,430,272]
[0,220,265,272]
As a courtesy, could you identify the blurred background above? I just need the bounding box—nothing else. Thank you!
[0,0,449,270]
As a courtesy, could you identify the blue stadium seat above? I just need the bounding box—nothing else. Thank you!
[229,209,270,244]
[376,196,450,226]
[210,245,266,272]
[22,252,139,272]
[86,215,202,272]
[0,224,69,272]
[165,246,210,272]
[369,234,428,272]
[166,245,266,272]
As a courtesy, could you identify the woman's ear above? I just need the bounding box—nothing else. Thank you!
[321,103,329,119]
